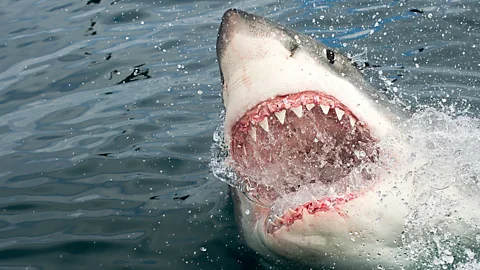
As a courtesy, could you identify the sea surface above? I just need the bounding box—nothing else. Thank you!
[0,0,479,269]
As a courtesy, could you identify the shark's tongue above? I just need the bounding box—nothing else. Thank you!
[230,91,379,207]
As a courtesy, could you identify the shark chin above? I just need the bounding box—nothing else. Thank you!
[215,9,414,269]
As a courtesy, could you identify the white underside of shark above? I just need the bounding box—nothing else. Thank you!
[213,9,480,269]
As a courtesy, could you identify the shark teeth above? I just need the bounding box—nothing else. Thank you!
[335,108,345,121]
[245,100,358,145]
[349,116,356,127]
[291,105,303,118]
[249,127,257,142]
[274,215,286,224]
[319,104,330,115]
[259,118,269,132]
[274,110,286,124]
[328,187,337,197]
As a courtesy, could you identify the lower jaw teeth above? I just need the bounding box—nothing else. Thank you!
[328,186,337,197]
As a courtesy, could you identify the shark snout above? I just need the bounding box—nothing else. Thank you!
[216,9,298,93]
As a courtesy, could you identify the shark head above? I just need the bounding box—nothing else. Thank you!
[216,9,410,268]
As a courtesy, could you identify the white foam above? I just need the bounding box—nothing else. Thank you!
[380,108,480,268]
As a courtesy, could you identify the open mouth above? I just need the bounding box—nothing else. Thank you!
[229,91,379,232]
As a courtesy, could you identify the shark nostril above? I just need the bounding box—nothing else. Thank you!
[288,43,299,57]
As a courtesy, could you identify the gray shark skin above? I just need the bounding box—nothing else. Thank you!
[213,9,476,269]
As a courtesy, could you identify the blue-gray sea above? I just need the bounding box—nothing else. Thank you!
[0,0,479,269]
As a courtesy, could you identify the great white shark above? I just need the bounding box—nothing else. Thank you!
[213,9,479,269]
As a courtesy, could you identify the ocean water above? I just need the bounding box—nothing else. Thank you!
[0,0,479,269]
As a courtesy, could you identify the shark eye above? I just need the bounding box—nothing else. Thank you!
[326,49,335,64]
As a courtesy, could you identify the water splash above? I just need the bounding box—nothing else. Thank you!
[210,110,241,189]
[393,108,480,269]
[211,107,480,268]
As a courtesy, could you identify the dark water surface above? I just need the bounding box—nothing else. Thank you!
[0,0,479,269]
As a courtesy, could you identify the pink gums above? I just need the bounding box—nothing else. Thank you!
[230,91,358,147]
[267,193,358,234]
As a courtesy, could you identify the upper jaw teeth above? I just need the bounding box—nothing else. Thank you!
[319,104,330,115]
[259,118,269,132]
[335,108,345,121]
[291,106,303,118]
[274,110,286,124]
[349,117,356,127]
[248,103,357,135]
